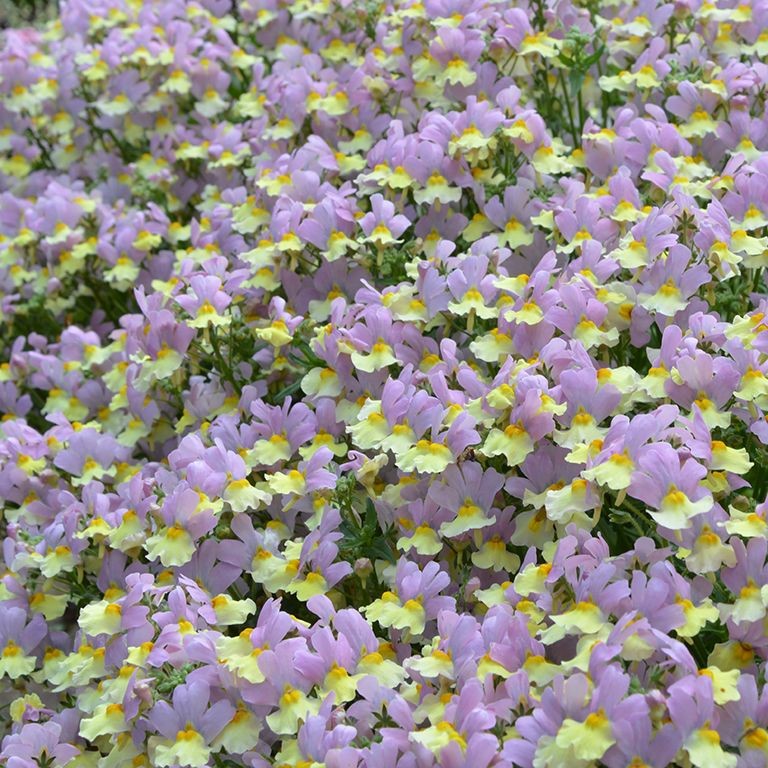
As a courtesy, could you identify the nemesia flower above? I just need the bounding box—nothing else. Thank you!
[0,722,79,768]
[363,560,454,636]
[147,680,235,767]
[143,486,219,567]
[629,443,714,530]
[359,194,410,247]
[2,0,768,765]
[0,608,46,680]
[175,275,232,328]
[428,461,503,538]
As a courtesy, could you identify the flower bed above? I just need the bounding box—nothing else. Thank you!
[1,0,768,766]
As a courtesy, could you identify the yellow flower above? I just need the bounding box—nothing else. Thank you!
[611,199,642,223]
[650,486,712,530]
[265,469,306,496]
[448,286,497,319]
[408,647,454,679]
[582,450,635,490]
[218,635,267,683]
[532,144,572,174]
[288,571,328,602]
[210,595,257,626]
[161,69,192,94]
[351,340,397,372]
[78,600,123,636]
[97,93,133,116]
[685,526,736,573]
[439,57,476,87]
[544,478,591,525]
[540,600,606,644]
[223,478,272,513]
[9,693,43,723]
[474,581,510,607]
[357,647,406,687]
[675,595,719,639]
[414,172,462,205]
[633,64,661,89]
[188,301,229,329]
[195,89,228,118]
[698,666,741,704]
[108,510,145,552]
[0,640,36,679]
[519,32,558,57]
[321,662,363,703]
[510,508,555,548]
[514,562,553,597]
[28,589,68,621]
[573,316,619,349]
[363,592,426,634]
[482,423,534,467]
[397,524,443,556]
[144,525,195,567]
[735,367,768,402]
[684,726,737,768]
[523,652,560,686]
[472,536,520,572]
[396,440,453,474]
[723,505,768,538]
[612,236,650,269]
[79,702,129,740]
[254,319,294,348]
[597,71,635,93]
[463,213,494,241]
[248,434,293,466]
[555,709,615,761]
[439,499,495,538]
[211,706,261,753]
[640,279,688,316]
[266,686,318,735]
[153,728,211,768]
[410,721,467,753]
[497,217,534,249]
[720,579,768,625]
[34,544,77,578]
[505,300,544,325]
[679,108,718,138]
[708,639,755,671]
[505,118,534,143]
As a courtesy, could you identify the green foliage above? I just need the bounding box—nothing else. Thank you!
[155,663,198,695]
[0,0,58,29]
[335,478,396,566]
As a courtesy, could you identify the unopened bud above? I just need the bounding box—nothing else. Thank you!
[354,557,373,585]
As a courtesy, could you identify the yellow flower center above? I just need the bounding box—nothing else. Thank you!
[281,685,302,705]
[2,641,20,658]
[609,452,632,466]
[663,486,687,507]
[166,524,185,540]
[658,279,679,297]
[584,708,608,729]
[573,410,593,426]
[458,499,480,517]
[745,727,768,748]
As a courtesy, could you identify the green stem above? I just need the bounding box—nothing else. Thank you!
[556,69,579,147]
[209,326,239,391]
[24,128,54,169]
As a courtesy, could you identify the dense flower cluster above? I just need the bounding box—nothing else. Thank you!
[1,0,768,765]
